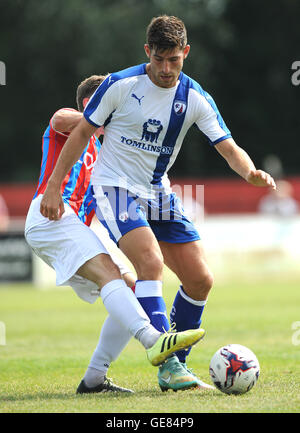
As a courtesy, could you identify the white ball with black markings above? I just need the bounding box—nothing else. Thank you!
[209,344,260,394]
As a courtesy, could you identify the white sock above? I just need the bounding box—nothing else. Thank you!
[84,321,160,388]
[135,324,161,349]
[83,367,106,387]
[100,279,151,338]
[88,314,132,372]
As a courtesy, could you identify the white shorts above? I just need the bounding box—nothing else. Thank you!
[25,195,132,304]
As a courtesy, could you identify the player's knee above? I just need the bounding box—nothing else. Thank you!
[201,271,214,295]
[100,255,121,277]
[92,254,122,288]
[184,270,214,300]
[201,271,214,293]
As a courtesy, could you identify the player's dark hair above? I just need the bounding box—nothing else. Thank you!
[76,74,107,112]
[146,15,187,52]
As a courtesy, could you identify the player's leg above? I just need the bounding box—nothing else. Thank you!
[77,314,134,394]
[71,252,163,351]
[94,186,171,333]
[158,239,214,390]
[159,239,213,351]
[78,268,136,393]
[93,186,203,390]
[122,271,136,288]
[148,193,214,390]
[149,193,212,359]
[119,226,170,333]
[119,228,205,391]
[78,227,170,336]
[160,239,213,299]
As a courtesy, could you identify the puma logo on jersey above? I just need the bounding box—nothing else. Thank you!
[131,93,144,105]
[107,75,114,86]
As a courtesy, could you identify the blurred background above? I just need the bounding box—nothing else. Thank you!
[0,0,299,285]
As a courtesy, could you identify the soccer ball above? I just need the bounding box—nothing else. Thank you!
[209,344,260,395]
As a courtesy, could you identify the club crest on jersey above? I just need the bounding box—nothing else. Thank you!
[141,119,163,143]
[174,100,186,115]
[119,211,129,223]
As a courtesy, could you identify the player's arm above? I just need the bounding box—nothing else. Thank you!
[51,108,83,133]
[40,117,97,220]
[215,138,276,189]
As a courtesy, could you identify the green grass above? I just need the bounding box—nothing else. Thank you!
[0,267,300,413]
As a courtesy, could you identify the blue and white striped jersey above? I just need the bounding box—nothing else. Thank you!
[84,63,231,199]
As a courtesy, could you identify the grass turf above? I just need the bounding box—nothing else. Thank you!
[0,268,300,413]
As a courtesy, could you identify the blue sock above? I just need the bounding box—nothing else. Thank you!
[135,280,170,333]
[170,286,206,363]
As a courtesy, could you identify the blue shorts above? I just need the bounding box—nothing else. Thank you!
[93,186,200,244]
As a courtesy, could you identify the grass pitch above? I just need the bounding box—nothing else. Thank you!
[0,267,300,413]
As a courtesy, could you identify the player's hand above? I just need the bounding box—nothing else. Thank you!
[40,185,65,221]
[246,169,276,190]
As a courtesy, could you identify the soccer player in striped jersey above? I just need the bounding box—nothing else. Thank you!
[25,74,205,394]
[39,16,276,392]
[32,107,98,226]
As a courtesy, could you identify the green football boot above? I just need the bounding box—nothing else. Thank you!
[181,362,215,390]
[158,356,199,392]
